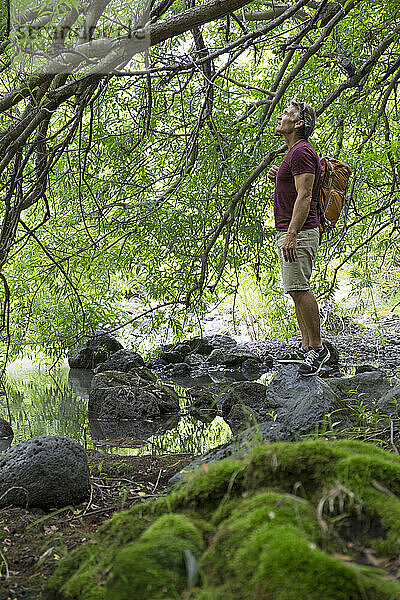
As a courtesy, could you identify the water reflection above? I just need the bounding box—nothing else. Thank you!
[89,414,180,441]
[0,436,13,452]
[68,368,94,399]
[0,361,233,456]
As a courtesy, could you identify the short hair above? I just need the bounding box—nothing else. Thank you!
[290,98,316,139]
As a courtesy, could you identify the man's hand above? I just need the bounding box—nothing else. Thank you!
[282,231,298,262]
[267,165,279,182]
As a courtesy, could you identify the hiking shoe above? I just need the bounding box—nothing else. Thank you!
[298,345,330,376]
[276,345,307,364]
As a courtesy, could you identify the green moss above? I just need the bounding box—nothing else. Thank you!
[47,440,400,600]
[105,514,206,600]
[235,525,400,599]
[171,457,246,514]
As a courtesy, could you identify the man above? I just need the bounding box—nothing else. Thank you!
[268,98,330,376]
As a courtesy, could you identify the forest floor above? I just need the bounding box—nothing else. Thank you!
[0,454,194,600]
[1,315,400,600]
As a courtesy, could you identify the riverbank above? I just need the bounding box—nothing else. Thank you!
[1,317,399,599]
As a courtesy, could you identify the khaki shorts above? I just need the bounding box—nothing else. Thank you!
[276,228,319,293]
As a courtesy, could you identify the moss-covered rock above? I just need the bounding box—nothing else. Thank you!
[47,440,400,600]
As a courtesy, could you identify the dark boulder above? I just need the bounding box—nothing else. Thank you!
[184,353,204,366]
[217,381,267,418]
[0,418,13,452]
[226,404,261,434]
[323,340,340,366]
[184,334,237,356]
[355,364,381,375]
[186,386,219,422]
[68,332,123,369]
[158,351,185,364]
[376,385,400,417]
[0,436,90,509]
[0,418,13,439]
[167,362,191,377]
[89,371,179,420]
[206,346,261,367]
[174,343,192,357]
[93,349,146,374]
[327,371,392,406]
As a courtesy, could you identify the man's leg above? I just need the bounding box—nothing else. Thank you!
[289,290,321,349]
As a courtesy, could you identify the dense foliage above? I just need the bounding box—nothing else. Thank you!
[0,0,399,359]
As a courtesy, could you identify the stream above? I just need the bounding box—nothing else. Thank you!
[0,357,234,457]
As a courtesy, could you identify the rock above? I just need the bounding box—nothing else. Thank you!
[0,419,13,452]
[242,358,267,378]
[48,441,400,600]
[0,437,13,452]
[323,339,340,366]
[217,381,267,418]
[206,346,261,367]
[158,351,185,364]
[167,362,191,376]
[93,349,146,374]
[355,364,381,374]
[96,362,156,382]
[187,386,220,409]
[226,403,261,434]
[0,436,90,509]
[174,343,192,357]
[184,353,204,366]
[184,334,237,355]
[376,385,400,417]
[0,418,13,439]
[186,386,219,422]
[88,371,179,420]
[173,365,347,478]
[259,349,275,366]
[68,332,123,369]
[327,371,393,406]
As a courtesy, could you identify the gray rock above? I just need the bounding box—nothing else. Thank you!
[226,404,261,434]
[184,335,237,356]
[376,385,400,417]
[0,418,13,439]
[355,364,381,374]
[158,351,185,364]
[0,419,13,452]
[169,365,348,486]
[167,362,191,376]
[94,349,145,374]
[68,332,123,369]
[187,386,219,410]
[0,436,90,509]
[184,353,204,366]
[206,346,261,367]
[89,371,179,420]
[323,340,340,366]
[174,344,192,357]
[0,437,13,452]
[217,381,267,418]
[327,371,392,406]
[186,386,219,422]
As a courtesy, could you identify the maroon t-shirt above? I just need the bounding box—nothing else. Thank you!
[274,140,321,231]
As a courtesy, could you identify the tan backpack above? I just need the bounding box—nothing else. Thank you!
[317,157,352,237]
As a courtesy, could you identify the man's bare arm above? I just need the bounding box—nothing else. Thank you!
[282,172,315,262]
